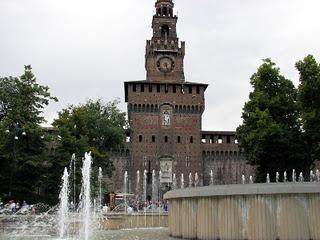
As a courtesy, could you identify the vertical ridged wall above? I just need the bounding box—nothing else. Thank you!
[168,193,320,240]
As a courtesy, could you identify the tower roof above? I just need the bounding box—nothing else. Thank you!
[155,0,174,8]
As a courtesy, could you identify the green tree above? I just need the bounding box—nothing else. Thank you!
[296,55,320,163]
[48,99,128,201]
[0,66,57,200]
[237,59,308,181]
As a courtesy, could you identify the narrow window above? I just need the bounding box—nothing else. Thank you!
[165,136,168,143]
[189,86,192,94]
[190,136,194,143]
[133,84,136,92]
[173,85,176,93]
[157,85,161,93]
[177,136,181,143]
[141,84,144,92]
[152,136,155,142]
[139,135,143,142]
[149,85,152,92]
[227,136,231,144]
[196,86,200,94]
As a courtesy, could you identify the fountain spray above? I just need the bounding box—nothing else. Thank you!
[249,176,253,184]
[98,167,103,210]
[266,173,270,183]
[276,172,280,183]
[79,152,92,240]
[189,173,193,188]
[299,172,304,182]
[292,169,296,182]
[194,173,199,187]
[173,173,177,190]
[181,173,184,189]
[242,175,246,184]
[58,168,69,238]
[210,170,214,186]
[284,171,288,182]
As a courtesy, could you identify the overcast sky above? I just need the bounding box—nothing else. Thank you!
[1,0,320,131]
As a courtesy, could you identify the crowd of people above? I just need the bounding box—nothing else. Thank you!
[0,199,30,214]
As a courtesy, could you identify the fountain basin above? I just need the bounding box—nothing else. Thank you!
[164,183,320,240]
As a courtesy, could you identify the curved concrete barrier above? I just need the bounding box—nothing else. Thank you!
[164,183,320,240]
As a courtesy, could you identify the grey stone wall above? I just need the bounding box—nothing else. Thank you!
[203,152,256,185]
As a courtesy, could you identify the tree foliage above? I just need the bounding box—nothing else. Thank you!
[47,99,128,200]
[237,59,308,181]
[296,55,320,162]
[0,66,57,201]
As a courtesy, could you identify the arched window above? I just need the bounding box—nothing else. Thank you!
[161,25,169,38]
[163,7,168,16]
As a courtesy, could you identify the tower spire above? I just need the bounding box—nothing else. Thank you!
[155,0,174,17]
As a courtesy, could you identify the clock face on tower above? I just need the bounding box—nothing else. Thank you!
[157,56,175,73]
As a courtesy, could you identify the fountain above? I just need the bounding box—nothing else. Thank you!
[172,173,177,190]
[292,169,296,182]
[316,169,320,182]
[276,172,279,183]
[165,177,320,240]
[299,172,304,182]
[310,170,314,182]
[58,168,69,238]
[210,170,214,185]
[194,173,199,187]
[241,174,246,184]
[78,152,92,240]
[143,169,147,201]
[249,176,253,184]
[136,170,140,198]
[180,173,184,189]
[98,167,103,210]
[152,170,157,200]
[284,171,288,182]
[266,173,270,183]
[188,173,193,188]
[123,171,128,193]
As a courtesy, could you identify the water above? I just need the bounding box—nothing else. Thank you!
[0,228,173,240]
[276,172,280,183]
[136,170,140,199]
[310,170,314,182]
[266,173,270,183]
[180,174,184,189]
[58,168,69,238]
[316,169,320,182]
[172,174,177,190]
[299,172,304,182]
[188,173,193,188]
[194,173,199,187]
[292,169,296,182]
[284,171,288,182]
[249,176,253,184]
[78,152,92,240]
[123,171,128,194]
[210,170,214,185]
[98,167,103,210]
[242,175,245,184]
[143,170,147,201]
[152,170,157,201]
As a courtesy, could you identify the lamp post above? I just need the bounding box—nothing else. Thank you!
[6,123,26,197]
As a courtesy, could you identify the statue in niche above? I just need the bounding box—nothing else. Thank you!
[163,110,170,126]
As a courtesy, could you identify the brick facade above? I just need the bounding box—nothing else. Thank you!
[106,0,255,199]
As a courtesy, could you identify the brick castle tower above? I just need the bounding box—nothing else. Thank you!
[124,0,208,199]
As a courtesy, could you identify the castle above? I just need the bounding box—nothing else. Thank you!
[107,0,255,198]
